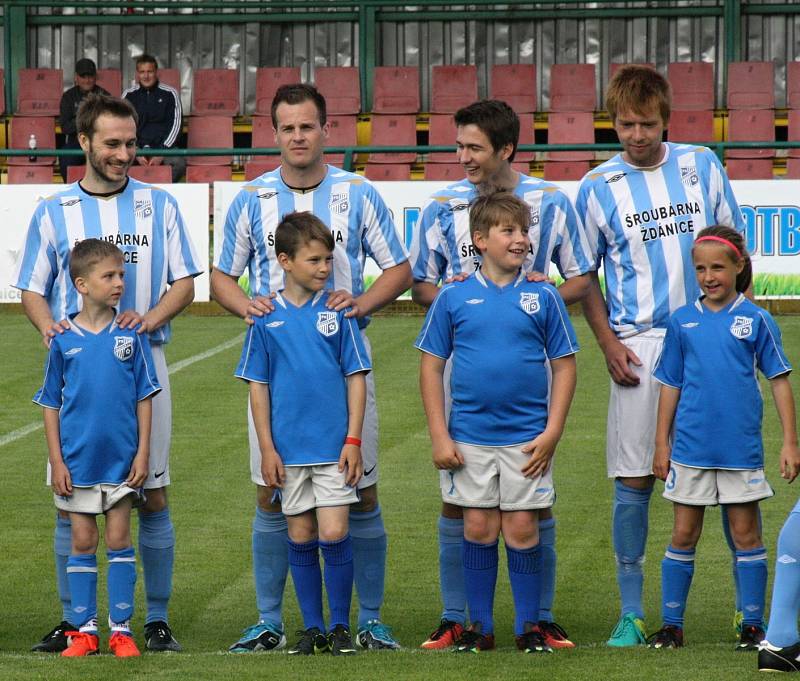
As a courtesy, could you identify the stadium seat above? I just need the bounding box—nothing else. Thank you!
[8,116,56,165]
[186,115,233,165]
[546,112,594,161]
[431,65,478,114]
[668,61,714,110]
[427,114,457,163]
[549,64,596,112]
[244,158,282,180]
[96,68,122,96]
[543,161,591,181]
[788,109,800,159]
[727,61,774,109]
[667,109,714,144]
[185,165,232,183]
[251,114,277,149]
[373,66,420,114]
[255,67,302,115]
[785,157,800,179]
[0,69,6,116]
[17,68,63,116]
[511,161,531,175]
[315,66,361,114]
[192,69,239,116]
[157,68,181,93]
[127,164,173,183]
[364,163,411,181]
[787,61,800,110]
[726,109,775,158]
[423,163,464,181]
[609,63,656,79]
[490,64,537,114]
[323,114,357,167]
[368,114,417,164]
[515,113,535,163]
[724,158,773,180]
[66,165,85,183]
[7,166,54,184]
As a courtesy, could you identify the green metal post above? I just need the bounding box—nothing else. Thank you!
[8,5,27,114]
[723,0,741,101]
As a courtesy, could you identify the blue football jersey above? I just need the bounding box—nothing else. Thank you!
[654,294,792,469]
[235,290,372,466]
[33,319,162,486]
[415,270,579,446]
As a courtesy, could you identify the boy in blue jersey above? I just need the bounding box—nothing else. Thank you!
[236,211,371,656]
[411,99,591,651]
[416,192,579,654]
[213,83,411,652]
[576,65,748,646]
[34,238,162,658]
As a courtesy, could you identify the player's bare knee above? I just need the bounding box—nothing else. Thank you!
[352,484,377,513]
[105,529,132,551]
[287,511,317,543]
[72,527,99,554]
[501,510,540,548]
[141,487,167,513]
[256,485,282,513]
[464,509,500,543]
[441,502,463,519]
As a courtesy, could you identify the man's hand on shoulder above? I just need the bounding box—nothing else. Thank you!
[525,270,556,285]
[245,294,276,325]
[326,289,360,318]
[443,272,470,285]
[42,319,70,348]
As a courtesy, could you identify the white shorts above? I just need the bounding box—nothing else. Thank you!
[249,330,378,491]
[441,442,555,511]
[663,462,774,506]
[54,482,143,514]
[606,329,665,478]
[278,464,359,516]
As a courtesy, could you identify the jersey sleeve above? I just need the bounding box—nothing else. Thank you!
[235,320,270,383]
[410,198,449,284]
[414,285,454,359]
[33,337,65,409]
[215,188,256,277]
[574,178,607,268]
[359,183,409,271]
[133,334,163,400]
[653,315,684,388]
[754,309,793,379]
[163,194,203,283]
[706,150,746,234]
[547,190,595,279]
[541,285,580,359]
[338,313,372,376]
[11,201,58,296]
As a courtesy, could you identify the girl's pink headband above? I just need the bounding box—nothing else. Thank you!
[694,235,742,259]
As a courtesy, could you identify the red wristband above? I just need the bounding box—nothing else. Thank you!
[344,436,362,447]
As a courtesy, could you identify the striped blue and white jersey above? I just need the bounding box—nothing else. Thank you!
[410,173,594,285]
[215,166,409,323]
[576,142,745,338]
[12,179,203,344]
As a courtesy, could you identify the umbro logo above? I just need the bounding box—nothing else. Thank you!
[266,321,285,328]
[747,477,764,485]
[465,298,484,305]
[778,554,798,564]
[451,203,469,212]
[258,191,278,200]
[681,322,699,328]
[605,172,627,184]
[60,198,82,207]
[65,347,83,356]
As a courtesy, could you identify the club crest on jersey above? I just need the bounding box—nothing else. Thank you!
[730,315,753,339]
[519,292,540,314]
[329,193,349,215]
[316,311,339,337]
[113,336,134,361]
[135,199,153,219]
[680,165,699,187]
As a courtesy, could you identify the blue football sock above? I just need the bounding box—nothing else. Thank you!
[67,554,98,629]
[612,479,652,619]
[438,515,466,625]
[107,547,136,625]
[538,517,556,623]
[463,539,498,634]
[661,546,695,627]
[138,507,174,625]
[288,538,324,632]
[55,515,73,623]
[737,546,768,626]
[506,543,542,635]
[320,535,354,629]
[252,507,289,626]
[766,507,800,647]
[350,505,386,628]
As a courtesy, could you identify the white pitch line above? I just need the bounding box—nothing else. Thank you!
[0,333,245,449]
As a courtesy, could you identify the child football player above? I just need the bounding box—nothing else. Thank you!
[34,238,161,657]
[416,192,579,653]
[235,211,371,656]
[651,225,800,650]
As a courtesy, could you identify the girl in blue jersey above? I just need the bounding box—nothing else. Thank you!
[650,225,800,650]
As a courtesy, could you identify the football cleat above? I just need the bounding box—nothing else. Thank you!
[144,620,182,652]
[109,632,140,657]
[733,610,744,638]
[61,631,100,657]
[357,619,400,650]
[454,623,496,653]
[758,640,800,672]
[420,619,464,650]
[229,620,286,653]
[538,620,575,649]
[328,624,358,656]
[607,613,647,647]
[516,622,553,654]
[32,620,74,653]
[647,625,684,649]
[288,627,329,655]
[737,624,766,651]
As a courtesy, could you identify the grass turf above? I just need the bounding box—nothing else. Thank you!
[1,312,798,680]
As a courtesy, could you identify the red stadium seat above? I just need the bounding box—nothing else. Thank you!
[157,68,181,93]
[543,161,590,181]
[323,115,357,166]
[549,64,596,112]
[251,114,277,149]
[315,67,361,115]
[127,164,173,183]
[17,68,63,116]
[667,110,714,144]
[7,166,54,184]
[546,112,594,161]
[186,115,233,165]
[96,68,122,96]
[490,64,537,114]
[66,164,86,183]
[423,163,464,181]
[8,116,56,165]
[244,158,282,180]
[364,164,411,181]
[255,67,302,115]
[373,66,420,114]
[192,69,239,116]
[668,62,714,111]
[427,114,457,163]
[788,62,800,110]
[726,109,775,158]
[0,69,6,116]
[185,165,232,183]
[515,113,535,163]
[368,114,417,164]
[785,157,800,179]
[609,63,656,80]
[511,161,531,175]
[727,61,774,109]
[431,65,478,114]
[724,159,773,180]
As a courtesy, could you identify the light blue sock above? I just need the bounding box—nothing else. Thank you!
[612,479,652,620]
[463,539,498,634]
[438,515,466,625]
[737,546,768,626]
[107,547,136,625]
[67,554,98,629]
[350,505,386,629]
[320,535,354,629]
[506,543,541,635]
[138,507,174,625]
[766,506,800,647]
[661,546,695,627]
[55,515,73,623]
[538,517,556,623]
[252,507,288,626]
[287,538,324,632]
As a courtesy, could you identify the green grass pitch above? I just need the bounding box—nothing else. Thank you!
[1,312,798,680]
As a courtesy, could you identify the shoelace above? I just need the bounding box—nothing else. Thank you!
[368,621,394,640]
